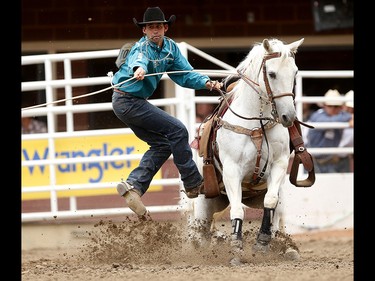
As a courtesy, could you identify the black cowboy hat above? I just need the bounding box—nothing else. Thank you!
[133,7,176,28]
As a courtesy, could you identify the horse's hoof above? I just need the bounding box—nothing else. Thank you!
[230,239,243,252]
[252,242,270,253]
[284,248,300,261]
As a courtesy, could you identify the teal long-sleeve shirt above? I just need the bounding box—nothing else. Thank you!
[112,36,210,99]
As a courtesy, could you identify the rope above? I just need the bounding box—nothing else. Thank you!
[21,69,237,111]
[139,36,173,64]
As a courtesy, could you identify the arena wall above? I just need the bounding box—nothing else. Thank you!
[282,173,353,234]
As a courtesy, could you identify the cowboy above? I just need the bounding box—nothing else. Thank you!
[111,7,222,220]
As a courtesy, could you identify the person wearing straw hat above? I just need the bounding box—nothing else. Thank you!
[111,7,222,220]
[338,90,354,172]
[306,89,352,173]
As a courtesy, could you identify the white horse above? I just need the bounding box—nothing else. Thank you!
[182,38,305,265]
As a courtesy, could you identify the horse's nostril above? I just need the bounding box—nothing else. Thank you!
[282,115,290,123]
[281,114,296,126]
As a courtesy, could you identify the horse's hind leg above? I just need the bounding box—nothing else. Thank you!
[187,195,228,247]
[210,205,231,244]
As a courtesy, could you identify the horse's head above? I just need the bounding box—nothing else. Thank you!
[259,38,304,127]
[234,38,303,127]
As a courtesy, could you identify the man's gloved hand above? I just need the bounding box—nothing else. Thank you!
[205,80,223,91]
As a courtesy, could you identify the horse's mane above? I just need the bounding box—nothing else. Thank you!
[223,38,292,87]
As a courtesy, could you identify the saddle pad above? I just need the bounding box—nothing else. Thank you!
[199,116,215,158]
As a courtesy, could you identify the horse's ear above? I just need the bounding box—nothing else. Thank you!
[288,38,304,54]
[263,39,272,53]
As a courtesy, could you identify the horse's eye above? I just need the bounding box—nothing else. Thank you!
[269,72,276,79]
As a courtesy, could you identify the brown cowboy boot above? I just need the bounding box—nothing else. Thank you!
[183,181,205,199]
[117,181,151,220]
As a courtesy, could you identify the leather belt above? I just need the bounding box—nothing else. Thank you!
[114,88,129,95]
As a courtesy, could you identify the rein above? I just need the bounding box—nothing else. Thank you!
[216,88,276,122]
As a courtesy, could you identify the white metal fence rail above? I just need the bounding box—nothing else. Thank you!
[21,43,353,223]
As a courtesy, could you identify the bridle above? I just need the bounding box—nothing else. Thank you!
[234,51,296,123]
[220,52,295,123]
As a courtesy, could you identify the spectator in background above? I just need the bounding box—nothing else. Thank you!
[302,102,320,122]
[22,117,47,134]
[306,89,352,173]
[338,90,354,172]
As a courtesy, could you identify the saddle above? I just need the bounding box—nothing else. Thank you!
[192,88,315,198]
[194,94,233,198]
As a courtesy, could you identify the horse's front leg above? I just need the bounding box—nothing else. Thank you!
[253,207,274,252]
[253,158,288,253]
[221,166,245,265]
[231,217,243,250]
[253,192,300,260]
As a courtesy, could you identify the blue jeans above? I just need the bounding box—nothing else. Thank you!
[112,92,203,196]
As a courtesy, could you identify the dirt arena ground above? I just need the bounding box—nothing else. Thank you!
[22,216,353,281]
